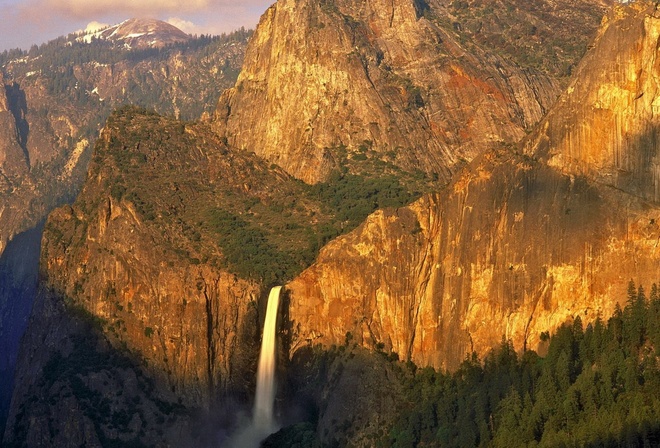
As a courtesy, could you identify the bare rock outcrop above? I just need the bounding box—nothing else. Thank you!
[288,150,660,370]
[213,0,607,183]
[287,2,660,370]
[527,1,660,202]
[34,113,270,407]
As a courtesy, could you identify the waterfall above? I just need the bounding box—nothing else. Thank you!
[224,286,281,447]
[253,285,281,430]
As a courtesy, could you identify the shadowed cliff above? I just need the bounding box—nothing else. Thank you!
[0,224,41,437]
[0,28,253,441]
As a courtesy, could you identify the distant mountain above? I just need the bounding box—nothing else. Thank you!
[76,18,191,49]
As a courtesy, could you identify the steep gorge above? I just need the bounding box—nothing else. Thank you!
[4,104,382,444]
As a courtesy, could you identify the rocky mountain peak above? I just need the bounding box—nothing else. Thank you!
[77,18,190,49]
[212,0,608,184]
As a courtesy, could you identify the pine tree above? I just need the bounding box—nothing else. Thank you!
[648,283,660,355]
[627,279,637,310]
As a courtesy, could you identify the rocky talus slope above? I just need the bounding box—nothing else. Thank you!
[286,2,660,371]
[213,0,608,183]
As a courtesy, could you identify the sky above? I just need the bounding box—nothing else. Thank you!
[0,0,274,52]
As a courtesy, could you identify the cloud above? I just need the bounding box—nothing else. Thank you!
[25,0,212,19]
[166,17,200,35]
[84,21,110,32]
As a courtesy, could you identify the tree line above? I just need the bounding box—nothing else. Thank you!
[385,281,660,447]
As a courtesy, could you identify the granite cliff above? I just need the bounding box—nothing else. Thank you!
[213,0,608,183]
[4,110,265,445]
[286,1,660,371]
[525,0,660,203]
[0,26,249,435]
[287,149,660,370]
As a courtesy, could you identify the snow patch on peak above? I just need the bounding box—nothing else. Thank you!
[85,21,109,33]
[75,18,189,48]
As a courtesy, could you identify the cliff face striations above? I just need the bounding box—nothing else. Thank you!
[526,2,660,203]
[0,72,29,182]
[288,151,660,370]
[37,111,272,405]
[0,72,38,256]
[287,2,660,371]
[213,0,608,183]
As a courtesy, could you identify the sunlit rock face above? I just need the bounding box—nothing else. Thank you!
[287,2,660,370]
[288,151,660,370]
[212,0,609,183]
[527,2,660,202]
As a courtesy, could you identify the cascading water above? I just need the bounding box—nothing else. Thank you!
[226,286,281,447]
[253,285,282,431]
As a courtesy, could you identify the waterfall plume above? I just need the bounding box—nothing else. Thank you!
[253,285,281,429]
[225,286,281,447]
